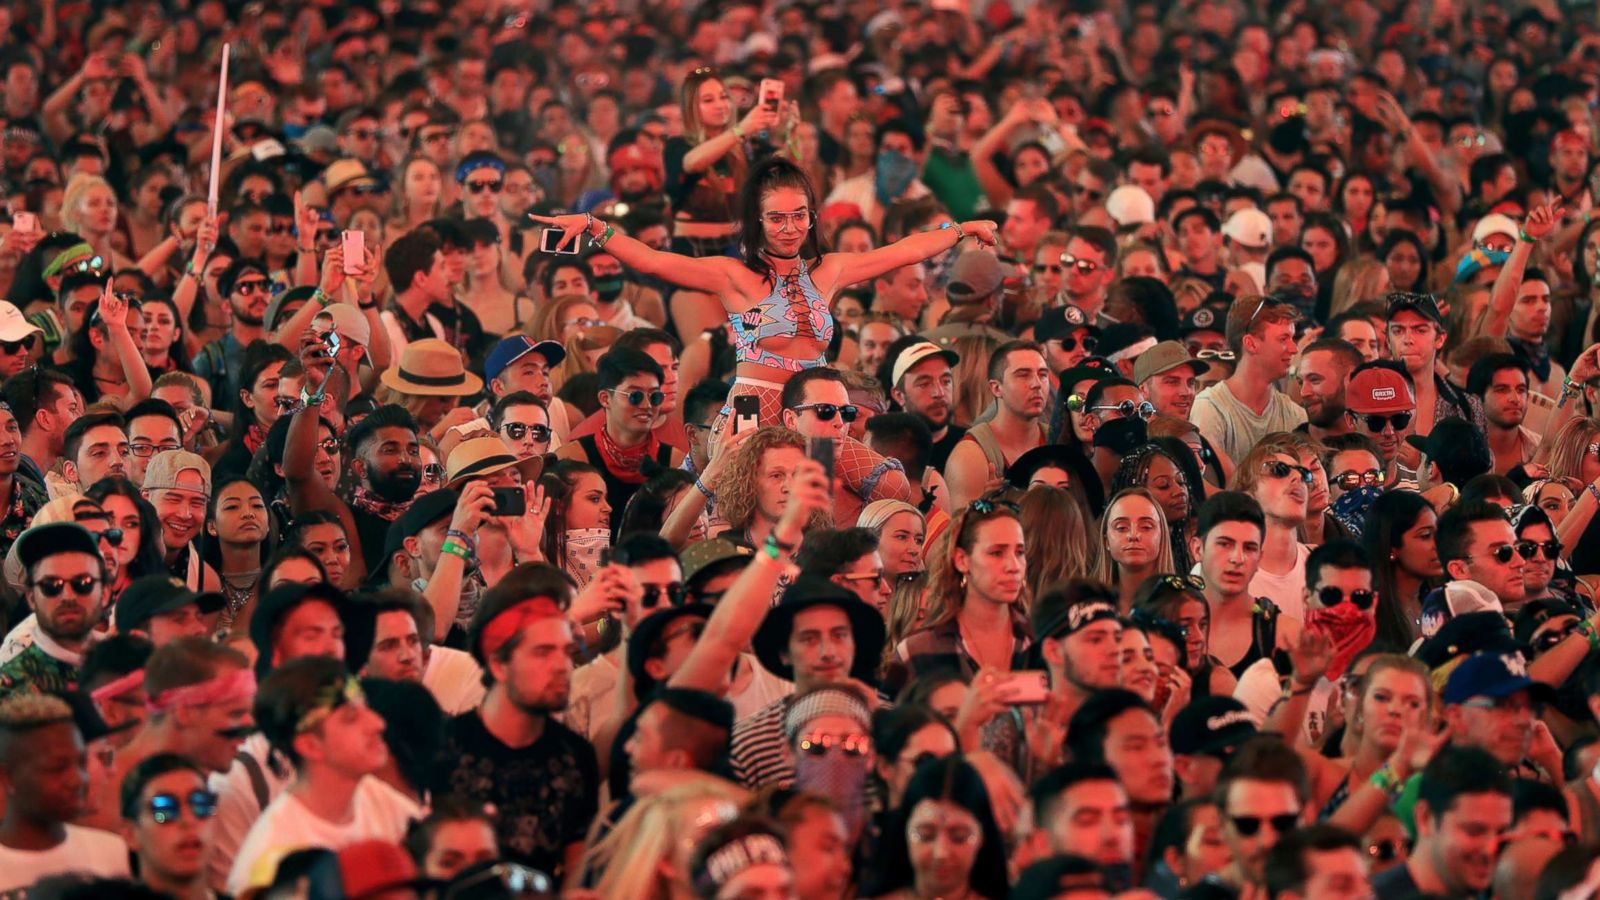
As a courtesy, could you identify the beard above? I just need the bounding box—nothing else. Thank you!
[230,298,264,326]
[1308,400,1346,428]
[366,464,421,502]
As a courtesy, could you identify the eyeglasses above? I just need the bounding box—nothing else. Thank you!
[1089,399,1156,421]
[444,862,554,898]
[609,388,665,408]
[1516,539,1561,561]
[1193,348,1236,361]
[29,574,101,597]
[1229,813,1299,836]
[1075,186,1105,203]
[233,278,271,296]
[147,789,218,825]
[1473,543,1528,565]
[1353,412,1413,432]
[561,317,605,330]
[791,402,858,422]
[1262,460,1314,484]
[501,422,552,442]
[273,396,303,414]
[0,335,34,354]
[267,222,293,235]
[798,733,872,757]
[88,527,123,548]
[1033,263,1064,275]
[466,179,503,194]
[1058,253,1101,274]
[421,130,451,144]
[1333,469,1385,489]
[129,441,182,458]
[764,210,813,231]
[65,255,106,275]
[1054,334,1097,352]
[1246,296,1289,327]
[1316,586,1374,610]
[641,582,686,609]
[422,463,445,483]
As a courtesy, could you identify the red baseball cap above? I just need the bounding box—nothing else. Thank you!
[339,840,435,899]
[1345,366,1414,415]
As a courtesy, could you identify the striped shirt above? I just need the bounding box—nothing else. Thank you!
[729,696,796,789]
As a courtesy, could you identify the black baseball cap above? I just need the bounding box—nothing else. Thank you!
[372,489,460,583]
[1035,305,1101,343]
[15,522,101,573]
[114,575,226,633]
[1169,696,1257,757]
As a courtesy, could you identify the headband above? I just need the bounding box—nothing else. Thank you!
[43,243,96,279]
[146,668,256,714]
[456,156,507,183]
[694,833,790,895]
[1042,600,1119,642]
[295,674,363,734]
[782,687,871,743]
[479,597,565,660]
[92,669,146,705]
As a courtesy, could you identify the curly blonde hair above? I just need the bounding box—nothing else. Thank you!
[1539,417,1600,483]
[713,426,813,533]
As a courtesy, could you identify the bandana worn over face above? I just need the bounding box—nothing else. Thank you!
[795,750,869,840]
[350,485,411,522]
[1306,603,1377,680]
[1506,335,1552,383]
[564,528,611,589]
[875,150,917,206]
[1331,485,1383,537]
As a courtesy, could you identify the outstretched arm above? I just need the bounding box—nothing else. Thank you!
[1477,204,1559,340]
[825,220,998,290]
[530,213,745,300]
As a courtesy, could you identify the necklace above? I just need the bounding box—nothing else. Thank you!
[763,248,799,260]
[217,569,259,633]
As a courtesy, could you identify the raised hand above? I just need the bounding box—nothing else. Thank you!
[1523,203,1563,242]
[961,220,1000,247]
[1288,626,1334,688]
[97,281,128,329]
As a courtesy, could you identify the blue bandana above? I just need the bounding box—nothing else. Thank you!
[1331,485,1384,536]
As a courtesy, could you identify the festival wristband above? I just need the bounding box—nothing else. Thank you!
[441,540,473,562]
[1369,763,1404,798]
[594,225,616,249]
[694,478,715,500]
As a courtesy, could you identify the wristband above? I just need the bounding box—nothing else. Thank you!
[732,123,746,139]
[694,478,715,500]
[1578,621,1600,652]
[584,212,594,236]
[1518,229,1537,243]
[1589,482,1600,506]
[1284,681,1315,698]
[941,220,966,243]
[593,225,616,249]
[440,540,473,562]
[1369,763,1403,798]
[311,288,333,308]
[446,528,476,548]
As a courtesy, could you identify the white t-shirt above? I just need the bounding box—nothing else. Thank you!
[208,734,290,893]
[1190,381,1308,464]
[731,654,793,722]
[423,645,487,715]
[226,777,423,897]
[0,825,131,896]
[1233,661,1336,746]
[564,653,620,743]
[1249,542,1310,624]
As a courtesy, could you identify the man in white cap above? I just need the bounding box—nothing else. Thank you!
[0,301,42,378]
[140,450,218,591]
[1104,186,1155,236]
[888,341,963,470]
[1223,208,1273,267]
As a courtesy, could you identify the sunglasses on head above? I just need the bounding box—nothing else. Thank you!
[1189,346,1235,361]
[1229,813,1299,837]
[969,497,1020,514]
[610,388,665,408]
[1333,469,1385,489]
[147,789,218,825]
[1089,399,1156,421]
[792,402,858,422]
[1317,585,1374,610]
[1246,296,1289,327]
[466,179,503,194]
[1354,412,1412,432]
[1262,460,1314,484]
[798,733,871,757]
[1157,574,1206,594]
[30,574,100,597]
[1058,253,1101,274]
[0,334,34,354]
[501,422,552,442]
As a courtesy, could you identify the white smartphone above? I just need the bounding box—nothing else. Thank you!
[540,227,580,255]
[12,212,36,234]
[993,671,1050,705]
[341,229,363,275]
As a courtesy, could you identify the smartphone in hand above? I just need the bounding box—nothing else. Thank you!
[540,228,580,255]
[341,229,363,275]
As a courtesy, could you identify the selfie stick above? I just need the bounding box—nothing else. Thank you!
[207,44,231,219]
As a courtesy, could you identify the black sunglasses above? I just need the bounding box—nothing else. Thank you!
[1354,412,1413,432]
[500,422,552,442]
[148,789,218,824]
[1333,469,1385,489]
[466,179,504,194]
[1367,839,1404,863]
[792,402,858,422]
[611,388,665,408]
[1317,586,1375,610]
[1479,543,1527,565]
[1516,539,1561,561]
[89,527,124,548]
[0,334,34,354]
[1056,334,1098,352]
[1230,813,1299,836]
[641,581,687,609]
[1262,460,1314,484]
[233,279,271,297]
[30,574,100,597]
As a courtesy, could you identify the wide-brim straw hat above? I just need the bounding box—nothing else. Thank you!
[379,338,483,397]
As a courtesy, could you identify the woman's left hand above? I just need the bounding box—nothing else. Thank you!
[960,220,1000,247]
[97,281,129,329]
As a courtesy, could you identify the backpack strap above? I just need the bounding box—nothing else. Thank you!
[236,750,269,809]
[964,423,1005,480]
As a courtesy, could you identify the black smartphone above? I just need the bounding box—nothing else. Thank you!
[491,487,527,517]
[808,435,836,483]
[732,394,760,434]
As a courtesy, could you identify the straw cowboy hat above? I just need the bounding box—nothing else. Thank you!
[379,338,483,397]
[443,436,544,489]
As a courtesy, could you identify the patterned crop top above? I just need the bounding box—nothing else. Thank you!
[728,259,834,373]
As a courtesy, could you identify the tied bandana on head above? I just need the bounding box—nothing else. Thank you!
[146,668,256,714]
[295,675,363,734]
[1332,486,1383,537]
[875,150,917,205]
[564,528,610,589]
[1305,604,1376,680]
[478,596,565,660]
[695,834,790,896]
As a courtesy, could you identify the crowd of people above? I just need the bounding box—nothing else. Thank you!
[5,0,1600,898]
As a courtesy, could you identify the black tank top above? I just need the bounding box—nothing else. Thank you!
[575,434,674,533]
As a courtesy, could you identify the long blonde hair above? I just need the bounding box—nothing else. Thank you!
[583,775,748,900]
[1539,417,1600,482]
[1328,257,1389,320]
[680,68,747,188]
[61,173,117,236]
[388,155,446,223]
[1094,487,1176,585]
[950,333,1000,429]
[1021,486,1099,602]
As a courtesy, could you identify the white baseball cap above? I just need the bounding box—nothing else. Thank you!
[0,301,42,343]
[890,341,961,386]
[1222,208,1272,249]
[1105,185,1155,227]
[1472,213,1519,245]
